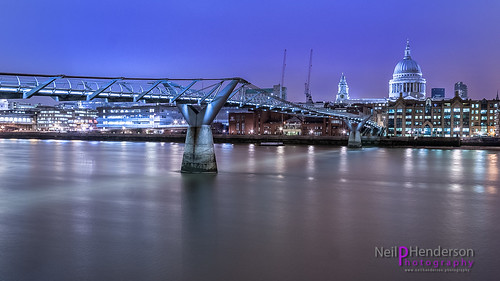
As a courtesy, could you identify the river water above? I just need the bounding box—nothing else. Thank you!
[0,139,498,281]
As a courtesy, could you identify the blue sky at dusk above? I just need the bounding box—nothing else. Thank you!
[0,0,499,101]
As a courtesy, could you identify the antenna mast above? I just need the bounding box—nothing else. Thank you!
[280,49,287,100]
[305,49,313,104]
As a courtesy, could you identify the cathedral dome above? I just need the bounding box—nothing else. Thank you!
[394,58,422,75]
[388,40,426,99]
[393,40,422,76]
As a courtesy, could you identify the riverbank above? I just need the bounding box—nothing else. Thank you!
[1,132,499,148]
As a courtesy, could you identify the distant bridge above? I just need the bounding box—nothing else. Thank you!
[0,73,383,172]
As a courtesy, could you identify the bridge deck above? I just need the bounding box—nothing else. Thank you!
[0,73,382,131]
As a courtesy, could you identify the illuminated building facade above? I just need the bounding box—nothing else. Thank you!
[0,109,36,131]
[228,109,347,136]
[386,95,499,137]
[0,99,8,110]
[229,111,284,135]
[36,106,97,131]
[455,82,468,99]
[335,73,350,103]
[97,104,185,130]
[431,88,445,99]
[282,116,302,135]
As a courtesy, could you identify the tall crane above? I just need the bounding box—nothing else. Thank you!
[280,49,287,100]
[304,49,313,104]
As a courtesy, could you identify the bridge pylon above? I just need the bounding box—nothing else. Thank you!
[345,112,373,148]
[177,80,239,173]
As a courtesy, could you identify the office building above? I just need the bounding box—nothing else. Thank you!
[431,88,445,99]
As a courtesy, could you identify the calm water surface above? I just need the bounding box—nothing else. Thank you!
[0,139,498,281]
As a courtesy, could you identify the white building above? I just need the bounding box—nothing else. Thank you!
[335,73,350,103]
[0,99,8,110]
[454,82,468,99]
[389,40,426,99]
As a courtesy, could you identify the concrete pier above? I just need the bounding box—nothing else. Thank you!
[177,80,239,173]
[348,130,362,148]
[346,112,373,148]
[181,125,217,173]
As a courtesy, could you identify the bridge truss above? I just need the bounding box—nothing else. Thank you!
[0,73,382,132]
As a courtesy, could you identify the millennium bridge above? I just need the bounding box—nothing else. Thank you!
[0,73,383,173]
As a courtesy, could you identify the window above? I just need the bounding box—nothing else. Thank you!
[396,118,403,127]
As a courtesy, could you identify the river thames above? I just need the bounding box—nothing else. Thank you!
[0,139,498,280]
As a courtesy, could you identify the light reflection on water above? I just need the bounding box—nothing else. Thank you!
[0,140,498,281]
[488,153,498,182]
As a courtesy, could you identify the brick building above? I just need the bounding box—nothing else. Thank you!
[385,95,499,137]
[228,109,348,136]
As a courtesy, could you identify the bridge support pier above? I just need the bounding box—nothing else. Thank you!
[177,80,239,173]
[348,129,363,148]
[182,125,217,173]
[346,113,373,148]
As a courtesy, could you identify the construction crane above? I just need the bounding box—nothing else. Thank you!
[280,49,287,100]
[304,49,313,104]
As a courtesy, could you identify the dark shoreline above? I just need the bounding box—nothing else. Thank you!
[1,132,500,148]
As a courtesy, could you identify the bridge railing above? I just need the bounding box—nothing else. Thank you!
[0,73,383,131]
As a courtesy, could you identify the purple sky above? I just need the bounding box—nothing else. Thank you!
[1,0,499,102]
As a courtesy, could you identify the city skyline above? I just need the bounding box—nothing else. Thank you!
[0,0,499,102]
